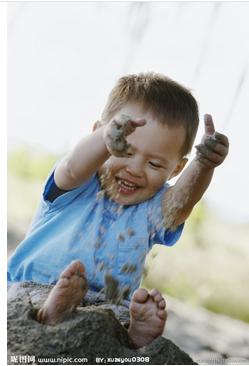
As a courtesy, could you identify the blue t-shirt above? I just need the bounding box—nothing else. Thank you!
[8,170,184,297]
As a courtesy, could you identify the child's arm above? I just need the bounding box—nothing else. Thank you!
[162,114,229,231]
[54,115,145,190]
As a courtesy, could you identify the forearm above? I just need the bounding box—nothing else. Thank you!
[163,159,214,230]
[171,158,214,209]
[54,115,146,190]
[55,126,110,190]
[162,114,229,230]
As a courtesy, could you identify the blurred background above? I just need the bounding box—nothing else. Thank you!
[7,1,249,362]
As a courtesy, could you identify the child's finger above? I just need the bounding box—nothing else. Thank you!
[204,114,215,136]
[130,118,146,128]
[195,144,223,164]
[205,138,229,157]
[196,154,217,168]
[214,132,229,147]
[125,119,146,136]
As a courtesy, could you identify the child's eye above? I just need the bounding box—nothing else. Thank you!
[149,161,162,169]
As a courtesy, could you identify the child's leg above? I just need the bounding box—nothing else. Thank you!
[128,288,167,348]
[37,260,87,325]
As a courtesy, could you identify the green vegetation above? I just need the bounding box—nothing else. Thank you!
[8,147,60,250]
[8,146,59,181]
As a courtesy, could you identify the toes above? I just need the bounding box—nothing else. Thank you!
[154,294,162,302]
[59,260,88,294]
[70,260,86,275]
[131,288,149,304]
[158,309,167,321]
[150,289,164,303]
[158,299,166,309]
[73,260,86,275]
[60,260,85,279]
[150,288,160,298]
[150,289,167,312]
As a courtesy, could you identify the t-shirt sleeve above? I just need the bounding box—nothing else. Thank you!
[43,170,70,202]
[147,184,184,248]
[42,165,98,211]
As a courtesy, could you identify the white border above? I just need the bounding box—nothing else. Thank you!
[0,2,7,364]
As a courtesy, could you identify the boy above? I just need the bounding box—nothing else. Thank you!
[8,72,229,348]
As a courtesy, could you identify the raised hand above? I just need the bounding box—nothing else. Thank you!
[103,114,146,157]
[195,114,229,168]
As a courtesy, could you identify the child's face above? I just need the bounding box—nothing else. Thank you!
[98,102,187,205]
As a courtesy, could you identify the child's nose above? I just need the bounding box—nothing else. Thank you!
[125,157,144,177]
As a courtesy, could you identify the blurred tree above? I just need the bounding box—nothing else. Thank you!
[8,146,59,181]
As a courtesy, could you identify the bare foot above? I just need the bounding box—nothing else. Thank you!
[36,260,88,325]
[128,288,167,348]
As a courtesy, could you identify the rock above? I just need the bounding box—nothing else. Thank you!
[7,282,196,365]
[165,296,249,364]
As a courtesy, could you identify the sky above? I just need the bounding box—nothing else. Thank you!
[7,1,249,223]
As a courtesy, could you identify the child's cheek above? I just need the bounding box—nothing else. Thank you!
[149,173,167,192]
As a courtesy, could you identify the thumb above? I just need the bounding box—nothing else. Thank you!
[130,118,146,128]
[204,114,215,135]
[124,118,146,136]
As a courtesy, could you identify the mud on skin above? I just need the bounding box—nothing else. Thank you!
[195,131,228,167]
[103,114,146,157]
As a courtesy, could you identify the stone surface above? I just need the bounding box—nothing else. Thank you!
[7,282,196,365]
[165,296,249,365]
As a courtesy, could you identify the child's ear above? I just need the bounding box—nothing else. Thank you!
[169,157,188,180]
[92,120,102,132]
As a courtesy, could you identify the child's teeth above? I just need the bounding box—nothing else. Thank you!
[119,179,137,190]
[123,181,135,187]
[122,180,136,187]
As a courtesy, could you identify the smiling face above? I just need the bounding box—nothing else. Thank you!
[98,102,187,205]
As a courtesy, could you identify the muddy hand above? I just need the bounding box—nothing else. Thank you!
[195,114,229,168]
[103,114,146,157]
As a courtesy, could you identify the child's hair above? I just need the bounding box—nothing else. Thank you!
[101,72,199,156]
